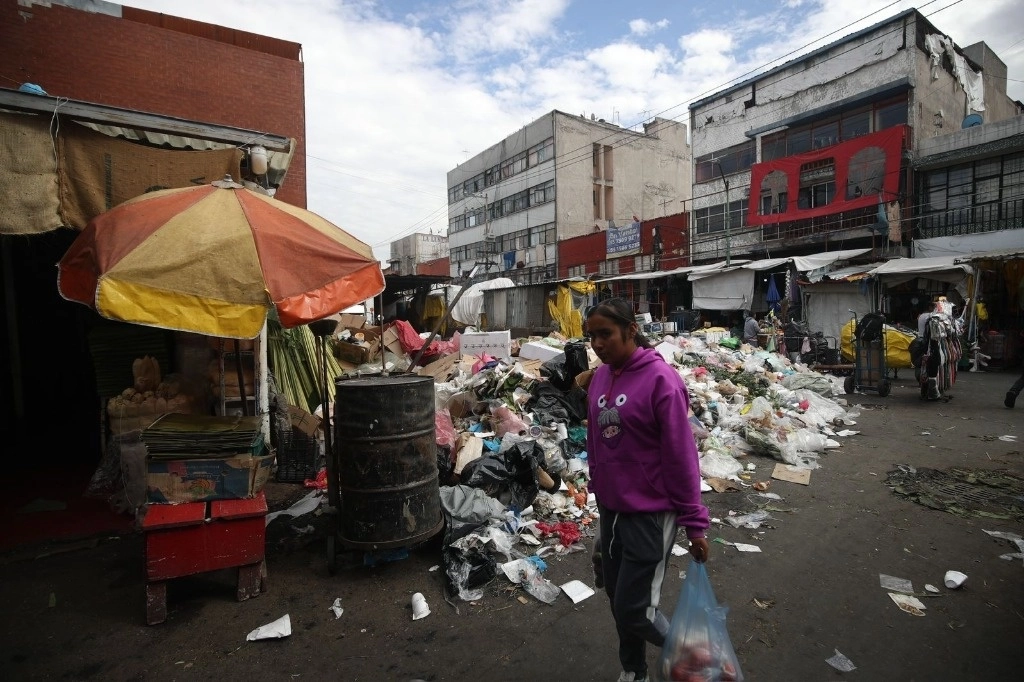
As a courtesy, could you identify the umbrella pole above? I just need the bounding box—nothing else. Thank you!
[379,293,386,375]
[233,339,249,416]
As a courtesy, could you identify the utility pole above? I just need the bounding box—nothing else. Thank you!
[714,162,732,266]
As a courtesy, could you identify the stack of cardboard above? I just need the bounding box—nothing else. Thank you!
[142,414,273,503]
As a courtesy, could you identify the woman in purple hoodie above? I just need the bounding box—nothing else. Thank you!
[585,298,710,682]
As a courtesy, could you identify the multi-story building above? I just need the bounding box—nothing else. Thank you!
[446,111,690,284]
[388,233,449,276]
[687,8,1021,265]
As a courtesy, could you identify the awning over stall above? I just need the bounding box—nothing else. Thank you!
[690,248,871,310]
[867,256,973,285]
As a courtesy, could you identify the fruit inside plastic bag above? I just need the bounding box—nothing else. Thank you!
[657,562,743,682]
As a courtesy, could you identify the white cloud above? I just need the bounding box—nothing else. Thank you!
[629,18,670,36]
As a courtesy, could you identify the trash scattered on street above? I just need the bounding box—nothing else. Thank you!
[725,510,771,529]
[983,529,1024,562]
[889,593,927,616]
[925,584,940,593]
[264,491,323,525]
[560,579,595,604]
[943,571,967,589]
[671,543,688,557]
[411,592,430,620]
[771,464,811,485]
[329,598,344,619]
[826,649,857,672]
[246,614,292,641]
[879,574,914,594]
[714,538,762,553]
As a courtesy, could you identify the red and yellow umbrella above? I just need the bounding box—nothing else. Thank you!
[58,179,385,338]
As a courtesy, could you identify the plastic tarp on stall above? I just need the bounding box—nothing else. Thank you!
[691,268,755,310]
[867,256,973,285]
[451,278,516,327]
[691,249,871,311]
[804,281,873,346]
[839,318,915,368]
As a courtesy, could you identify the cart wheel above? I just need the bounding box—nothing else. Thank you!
[877,380,891,398]
[326,534,337,576]
[844,376,855,394]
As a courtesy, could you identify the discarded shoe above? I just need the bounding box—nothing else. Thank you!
[1007,391,1017,408]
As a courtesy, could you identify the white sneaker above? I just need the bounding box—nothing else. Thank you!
[617,672,647,682]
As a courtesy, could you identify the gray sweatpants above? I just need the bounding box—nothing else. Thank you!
[599,507,678,677]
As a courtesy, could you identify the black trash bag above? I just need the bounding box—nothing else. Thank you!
[527,381,588,425]
[563,341,589,384]
[460,440,542,511]
[441,514,497,600]
[856,313,885,343]
[541,356,571,391]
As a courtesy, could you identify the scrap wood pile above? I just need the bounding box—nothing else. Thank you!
[398,323,862,604]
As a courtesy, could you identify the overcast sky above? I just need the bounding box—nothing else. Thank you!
[121,0,1024,264]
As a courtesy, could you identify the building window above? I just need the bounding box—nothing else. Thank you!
[760,96,908,162]
[598,260,620,275]
[919,151,1024,231]
[568,265,586,277]
[694,199,748,234]
[695,141,756,183]
[528,138,554,166]
[634,255,654,271]
[797,158,835,209]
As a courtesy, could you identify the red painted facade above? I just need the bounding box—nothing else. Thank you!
[557,213,689,277]
[0,1,307,207]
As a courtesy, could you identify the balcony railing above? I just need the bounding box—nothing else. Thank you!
[916,199,1024,239]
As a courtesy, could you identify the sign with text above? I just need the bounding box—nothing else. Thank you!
[606,221,641,257]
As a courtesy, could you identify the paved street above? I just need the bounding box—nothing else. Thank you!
[1,368,1021,681]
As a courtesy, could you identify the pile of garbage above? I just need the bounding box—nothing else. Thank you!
[403,326,861,603]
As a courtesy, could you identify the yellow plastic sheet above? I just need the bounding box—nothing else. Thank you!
[840,319,915,368]
[547,282,595,339]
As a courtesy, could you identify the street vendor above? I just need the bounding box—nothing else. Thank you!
[584,297,709,682]
[742,310,760,347]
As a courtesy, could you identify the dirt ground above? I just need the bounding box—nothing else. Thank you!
[1,368,1021,681]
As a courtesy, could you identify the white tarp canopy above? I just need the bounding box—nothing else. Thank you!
[597,259,743,283]
[803,281,873,343]
[867,256,973,285]
[692,269,755,310]
[450,278,516,326]
[914,229,1024,259]
[691,249,872,310]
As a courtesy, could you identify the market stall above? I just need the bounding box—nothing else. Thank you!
[56,177,385,622]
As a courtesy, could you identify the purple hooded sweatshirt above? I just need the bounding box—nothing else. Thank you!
[586,346,709,539]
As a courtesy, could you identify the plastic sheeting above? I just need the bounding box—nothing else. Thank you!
[450,278,516,326]
[691,269,754,310]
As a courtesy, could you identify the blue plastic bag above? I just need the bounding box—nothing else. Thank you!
[657,562,743,681]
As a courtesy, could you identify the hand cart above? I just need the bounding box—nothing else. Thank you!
[843,312,891,397]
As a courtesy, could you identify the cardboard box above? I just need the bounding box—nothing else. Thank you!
[446,391,482,419]
[288,405,321,437]
[635,312,653,324]
[146,452,274,503]
[383,327,405,357]
[338,313,366,330]
[335,339,373,366]
[460,330,512,359]
[518,340,564,362]
[417,353,460,382]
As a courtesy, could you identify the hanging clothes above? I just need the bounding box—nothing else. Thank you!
[921,314,962,399]
[886,200,901,243]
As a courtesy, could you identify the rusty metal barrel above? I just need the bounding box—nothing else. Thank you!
[333,375,442,550]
